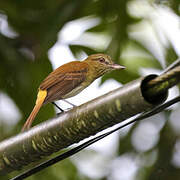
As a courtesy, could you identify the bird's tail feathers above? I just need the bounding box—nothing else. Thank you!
[21,89,47,132]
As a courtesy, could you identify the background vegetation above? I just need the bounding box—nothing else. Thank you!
[0,0,179,179]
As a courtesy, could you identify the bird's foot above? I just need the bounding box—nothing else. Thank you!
[62,99,77,107]
[52,102,64,112]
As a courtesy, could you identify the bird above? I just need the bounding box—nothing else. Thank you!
[22,53,125,131]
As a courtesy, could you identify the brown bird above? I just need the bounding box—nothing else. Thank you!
[22,54,125,131]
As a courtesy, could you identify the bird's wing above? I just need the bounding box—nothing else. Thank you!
[39,61,88,103]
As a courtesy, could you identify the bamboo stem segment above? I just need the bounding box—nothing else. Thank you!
[0,75,168,174]
[145,66,180,97]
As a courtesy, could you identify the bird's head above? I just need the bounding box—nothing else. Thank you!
[84,53,125,78]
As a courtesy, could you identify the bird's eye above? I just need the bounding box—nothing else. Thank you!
[99,58,105,63]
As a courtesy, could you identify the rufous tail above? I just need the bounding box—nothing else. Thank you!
[21,89,47,132]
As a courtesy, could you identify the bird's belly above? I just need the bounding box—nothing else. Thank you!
[61,85,87,99]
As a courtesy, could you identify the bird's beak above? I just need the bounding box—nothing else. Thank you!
[110,64,125,70]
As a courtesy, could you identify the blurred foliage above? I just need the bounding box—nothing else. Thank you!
[0,0,180,179]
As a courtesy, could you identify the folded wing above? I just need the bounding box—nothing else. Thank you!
[39,61,88,103]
